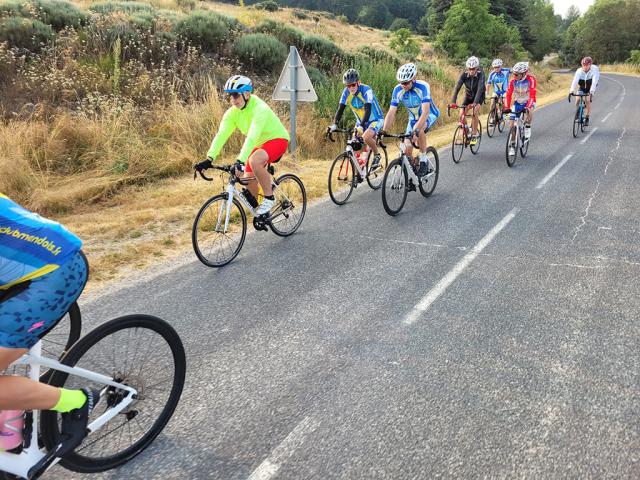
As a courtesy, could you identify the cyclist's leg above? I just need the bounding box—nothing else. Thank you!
[362,121,380,155]
[526,103,535,126]
[584,90,592,117]
[246,138,289,198]
[405,120,416,158]
[0,252,88,411]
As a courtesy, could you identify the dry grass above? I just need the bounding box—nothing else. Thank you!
[600,63,640,76]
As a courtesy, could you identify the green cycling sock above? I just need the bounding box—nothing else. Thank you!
[52,388,86,413]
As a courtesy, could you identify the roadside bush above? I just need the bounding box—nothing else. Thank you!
[255,1,279,11]
[293,10,309,20]
[31,0,89,30]
[89,1,155,15]
[628,50,640,63]
[302,34,343,70]
[174,10,233,53]
[233,33,286,73]
[389,28,420,60]
[176,0,195,11]
[256,20,303,49]
[306,65,326,86]
[0,17,53,52]
[0,0,31,18]
[359,46,399,64]
[389,18,412,32]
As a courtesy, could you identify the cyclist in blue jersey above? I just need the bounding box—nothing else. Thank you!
[381,63,440,177]
[486,58,510,127]
[328,68,385,170]
[0,193,99,456]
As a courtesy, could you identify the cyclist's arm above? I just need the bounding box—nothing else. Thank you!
[591,66,600,93]
[569,69,580,93]
[473,70,486,105]
[505,79,514,109]
[238,109,268,164]
[526,76,537,109]
[360,102,372,127]
[206,109,236,160]
[383,105,398,132]
[333,103,346,124]
[451,73,465,104]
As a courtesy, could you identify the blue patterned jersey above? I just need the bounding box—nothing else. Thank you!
[0,194,82,289]
[487,68,511,95]
[390,80,440,122]
[339,84,384,126]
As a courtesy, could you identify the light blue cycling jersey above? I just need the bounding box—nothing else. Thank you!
[390,80,440,122]
[339,84,384,127]
[487,68,511,96]
[0,194,82,289]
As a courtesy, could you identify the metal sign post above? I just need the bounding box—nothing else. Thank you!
[272,46,318,155]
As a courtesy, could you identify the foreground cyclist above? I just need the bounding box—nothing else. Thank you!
[196,75,290,216]
[381,62,440,177]
[486,58,510,126]
[328,68,385,170]
[569,56,600,126]
[503,62,537,157]
[0,193,98,456]
[450,56,486,146]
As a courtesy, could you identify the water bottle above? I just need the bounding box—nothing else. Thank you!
[0,410,24,451]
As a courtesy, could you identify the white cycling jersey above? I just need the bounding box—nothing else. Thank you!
[570,65,600,94]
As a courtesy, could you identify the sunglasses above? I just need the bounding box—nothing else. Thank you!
[401,80,412,86]
[346,83,358,88]
[468,67,478,71]
[228,92,242,99]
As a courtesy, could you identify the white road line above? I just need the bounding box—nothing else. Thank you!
[580,127,598,145]
[537,153,575,189]
[404,208,519,325]
[247,417,320,480]
[614,102,622,110]
[601,112,612,123]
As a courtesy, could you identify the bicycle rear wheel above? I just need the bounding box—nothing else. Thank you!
[418,147,439,198]
[365,146,387,190]
[451,126,465,163]
[41,315,186,473]
[486,106,497,138]
[270,173,307,237]
[506,126,518,167]
[497,106,506,133]
[470,119,482,154]
[382,158,408,216]
[192,194,247,267]
[328,153,355,205]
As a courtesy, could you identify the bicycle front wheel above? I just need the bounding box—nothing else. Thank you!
[192,194,247,267]
[418,146,439,198]
[270,173,307,237]
[382,158,408,216]
[470,119,482,154]
[365,146,388,190]
[573,107,581,138]
[506,126,518,167]
[486,106,497,138]
[41,314,186,473]
[520,126,530,158]
[451,126,465,163]
[328,153,355,205]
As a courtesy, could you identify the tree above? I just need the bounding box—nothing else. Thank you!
[521,0,557,60]
[426,0,453,35]
[389,18,412,31]
[389,27,421,59]
[357,0,392,29]
[489,0,526,28]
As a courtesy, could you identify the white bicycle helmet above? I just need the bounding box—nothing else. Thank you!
[396,63,417,82]
[224,75,253,93]
[513,62,529,74]
[343,68,360,85]
[491,58,503,68]
[465,56,480,69]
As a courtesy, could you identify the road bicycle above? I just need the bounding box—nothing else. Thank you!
[193,161,306,267]
[0,312,186,480]
[326,128,388,205]
[448,105,482,163]
[379,132,439,216]
[569,92,591,138]
[486,95,506,138]
[505,108,531,167]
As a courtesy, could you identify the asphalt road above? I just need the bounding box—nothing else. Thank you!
[53,73,638,479]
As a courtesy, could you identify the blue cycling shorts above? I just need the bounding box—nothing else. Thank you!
[405,113,438,135]
[358,120,382,134]
[510,102,536,119]
[0,251,88,349]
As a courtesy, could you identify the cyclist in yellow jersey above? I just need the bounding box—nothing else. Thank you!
[195,75,290,215]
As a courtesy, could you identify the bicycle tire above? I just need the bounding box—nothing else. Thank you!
[506,126,518,167]
[270,173,307,237]
[418,147,439,198]
[470,119,482,154]
[365,146,388,190]
[382,158,408,216]
[486,106,497,138]
[192,194,247,267]
[328,153,355,205]
[41,314,186,473]
[451,126,465,163]
[573,107,580,138]
[520,125,530,158]
[497,107,506,133]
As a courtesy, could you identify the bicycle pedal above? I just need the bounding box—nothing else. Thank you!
[27,443,63,479]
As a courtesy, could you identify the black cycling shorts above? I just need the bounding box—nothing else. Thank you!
[462,94,485,107]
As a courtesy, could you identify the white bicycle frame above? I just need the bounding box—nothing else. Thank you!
[0,341,137,479]
[397,141,435,187]
[509,111,530,148]
[344,144,369,179]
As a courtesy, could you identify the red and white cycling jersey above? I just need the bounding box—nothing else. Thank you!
[505,74,537,109]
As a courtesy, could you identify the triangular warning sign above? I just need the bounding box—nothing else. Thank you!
[272,47,318,102]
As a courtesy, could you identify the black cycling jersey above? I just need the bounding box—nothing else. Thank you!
[452,70,486,105]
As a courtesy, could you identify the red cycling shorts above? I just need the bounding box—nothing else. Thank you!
[245,138,289,173]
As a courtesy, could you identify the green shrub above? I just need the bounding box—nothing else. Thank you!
[256,20,303,49]
[233,33,286,73]
[89,1,155,15]
[293,10,308,20]
[129,11,156,29]
[0,0,89,30]
[628,50,640,63]
[359,46,399,64]
[255,1,279,11]
[306,65,327,86]
[337,14,347,24]
[302,34,343,70]
[176,0,195,11]
[0,0,31,18]
[174,10,233,53]
[0,17,54,51]
[389,18,412,32]
[389,28,420,59]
